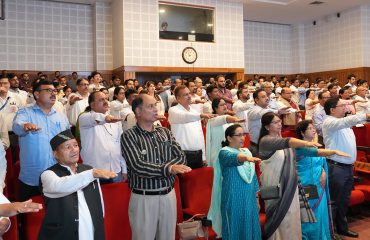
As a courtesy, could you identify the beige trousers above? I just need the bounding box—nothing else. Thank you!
[129,189,177,240]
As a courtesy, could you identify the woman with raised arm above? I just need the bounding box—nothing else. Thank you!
[295,120,349,240]
[206,97,244,167]
[258,112,349,240]
[208,124,261,240]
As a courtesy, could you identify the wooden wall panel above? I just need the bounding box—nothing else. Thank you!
[244,67,370,86]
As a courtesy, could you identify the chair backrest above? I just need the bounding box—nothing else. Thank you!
[12,161,20,201]
[180,167,214,216]
[353,125,368,147]
[101,182,132,240]
[23,195,45,240]
[3,216,18,240]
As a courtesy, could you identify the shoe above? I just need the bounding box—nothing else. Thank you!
[338,230,359,238]
[333,233,342,240]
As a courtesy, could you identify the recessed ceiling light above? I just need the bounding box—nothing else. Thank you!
[159,9,165,13]
[190,30,196,33]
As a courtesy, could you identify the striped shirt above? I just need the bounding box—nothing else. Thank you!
[121,125,186,190]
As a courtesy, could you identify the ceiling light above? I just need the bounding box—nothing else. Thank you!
[159,9,165,13]
[207,23,213,27]
[190,30,196,33]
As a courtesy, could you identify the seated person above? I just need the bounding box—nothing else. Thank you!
[39,129,117,240]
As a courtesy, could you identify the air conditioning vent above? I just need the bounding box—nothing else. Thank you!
[309,1,325,5]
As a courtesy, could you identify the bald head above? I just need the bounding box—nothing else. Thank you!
[281,87,292,101]
[356,86,367,98]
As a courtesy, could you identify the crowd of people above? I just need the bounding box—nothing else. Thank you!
[0,71,370,239]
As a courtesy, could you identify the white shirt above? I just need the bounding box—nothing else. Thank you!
[168,104,205,160]
[190,94,203,114]
[0,92,21,132]
[67,92,89,126]
[203,100,212,114]
[79,111,127,174]
[41,166,104,240]
[88,84,104,93]
[247,105,277,144]
[0,113,9,149]
[323,114,367,164]
[121,105,136,132]
[353,95,370,114]
[108,85,124,101]
[290,85,299,104]
[109,99,129,118]
[0,142,7,192]
[233,99,254,133]
[9,88,27,106]
[168,95,176,108]
[312,104,326,136]
[304,98,317,120]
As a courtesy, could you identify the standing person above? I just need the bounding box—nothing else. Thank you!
[19,73,32,92]
[168,85,215,169]
[216,75,233,110]
[146,81,166,125]
[353,86,370,114]
[247,89,289,155]
[295,120,350,240]
[12,80,70,200]
[278,87,302,129]
[232,88,254,134]
[79,91,127,183]
[8,73,27,106]
[258,112,322,240]
[0,114,8,192]
[344,74,357,93]
[108,76,123,101]
[312,91,330,145]
[323,98,370,238]
[88,71,104,93]
[121,94,191,240]
[67,78,89,127]
[39,129,117,240]
[208,124,261,239]
[109,86,128,118]
[304,90,319,120]
[67,71,79,91]
[298,79,310,110]
[203,85,219,114]
[206,98,243,166]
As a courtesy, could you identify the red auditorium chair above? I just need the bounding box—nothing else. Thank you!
[101,182,131,240]
[12,161,20,201]
[3,216,18,240]
[4,149,14,200]
[243,133,251,148]
[349,189,365,207]
[281,129,298,138]
[23,195,45,240]
[179,167,217,239]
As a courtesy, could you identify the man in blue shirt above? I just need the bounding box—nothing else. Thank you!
[12,80,70,201]
[323,97,370,238]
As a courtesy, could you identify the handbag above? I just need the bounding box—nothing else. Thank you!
[260,184,281,200]
[302,184,319,200]
[177,214,205,240]
[260,156,286,200]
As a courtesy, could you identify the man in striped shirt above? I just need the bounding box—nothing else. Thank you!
[121,94,191,240]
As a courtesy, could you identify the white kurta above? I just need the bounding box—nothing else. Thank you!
[66,92,89,126]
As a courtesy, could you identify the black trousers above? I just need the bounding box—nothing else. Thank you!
[184,150,203,169]
[19,180,41,201]
[328,160,354,233]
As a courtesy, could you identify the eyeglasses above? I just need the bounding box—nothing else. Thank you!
[38,88,58,94]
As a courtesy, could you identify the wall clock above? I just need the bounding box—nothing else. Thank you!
[182,47,197,64]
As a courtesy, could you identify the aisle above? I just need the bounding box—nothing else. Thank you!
[343,204,370,240]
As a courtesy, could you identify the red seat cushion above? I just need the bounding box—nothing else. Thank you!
[354,185,370,202]
[23,195,45,240]
[101,182,131,240]
[180,167,214,217]
[349,189,365,207]
[3,216,18,240]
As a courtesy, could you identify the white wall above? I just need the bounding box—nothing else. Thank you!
[244,21,293,74]
[303,6,364,73]
[112,0,124,69]
[0,0,113,71]
[121,0,244,68]
[244,4,370,74]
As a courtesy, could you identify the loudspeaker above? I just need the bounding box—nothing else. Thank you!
[313,21,316,25]
[337,13,340,18]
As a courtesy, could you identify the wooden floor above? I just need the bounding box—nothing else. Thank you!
[342,204,370,240]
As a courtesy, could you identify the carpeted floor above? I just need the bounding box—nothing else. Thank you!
[342,204,370,240]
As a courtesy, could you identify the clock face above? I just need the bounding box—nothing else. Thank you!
[182,47,197,64]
